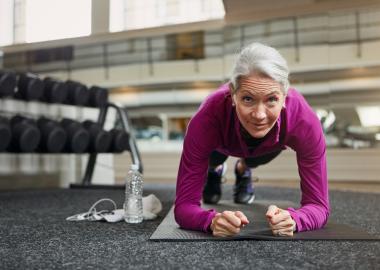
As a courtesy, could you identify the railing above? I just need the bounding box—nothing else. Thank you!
[2,8,380,74]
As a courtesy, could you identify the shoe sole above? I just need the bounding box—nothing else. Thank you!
[234,194,255,205]
[247,194,255,204]
[203,194,221,205]
[221,162,228,177]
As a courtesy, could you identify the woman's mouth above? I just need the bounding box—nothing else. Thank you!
[253,123,267,127]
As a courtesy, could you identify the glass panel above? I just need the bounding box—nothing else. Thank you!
[109,0,225,32]
[131,116,163,142]
[168,117,190,141]
[0,0,14,46]
[25,0,91,43]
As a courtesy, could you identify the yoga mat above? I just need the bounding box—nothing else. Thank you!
[150,200,380,241]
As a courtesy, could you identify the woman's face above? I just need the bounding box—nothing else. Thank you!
[233,74,285,139]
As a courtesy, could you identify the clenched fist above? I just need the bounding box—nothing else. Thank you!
[210,210,249,237]
[266,205,296,237]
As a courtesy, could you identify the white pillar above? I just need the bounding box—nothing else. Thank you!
[92,0,110,35]
[159,113,169,141]
[13,0,27,44]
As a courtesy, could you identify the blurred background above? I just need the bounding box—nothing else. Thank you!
[1,0,380,191]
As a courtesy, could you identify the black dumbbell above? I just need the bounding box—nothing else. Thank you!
[64,80,89,106]
[16,73,44,101]
[88,86,108,107]
[9,115,67,153]
[60,118,90,153]
[109,129,130,153]
[0,117,12,152]
[8,115,41,152]
[82,120,112,153]
[0,71,17,98]
[42,77,68,104]
[36,117,67,153]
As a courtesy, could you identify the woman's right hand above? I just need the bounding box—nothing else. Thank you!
[210,210,249,237]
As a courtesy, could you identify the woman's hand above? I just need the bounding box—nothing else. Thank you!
[210,210,249,237]
[266,205,296,237]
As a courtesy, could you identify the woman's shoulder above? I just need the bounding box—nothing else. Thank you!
[283,89,325,153]
[189,83,232,131]
[198,83,231,113]
[285,88,314,116]
[285,88,305,105]
[284,88,321,134]
[203,83,230,104]
[185,84,230,143]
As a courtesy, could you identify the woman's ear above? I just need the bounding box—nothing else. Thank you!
[229,83,237,106]
[228,83,235,95]
[232,94,237,106]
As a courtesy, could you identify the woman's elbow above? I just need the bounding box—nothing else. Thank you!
[315,197,330,227]
[174,203,186,228]
[319,203,330,228]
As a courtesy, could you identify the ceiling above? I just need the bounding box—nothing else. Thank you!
[222,0,380,25]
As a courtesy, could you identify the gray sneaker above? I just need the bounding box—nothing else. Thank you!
[233,161,255,204]
[202,163,227,204]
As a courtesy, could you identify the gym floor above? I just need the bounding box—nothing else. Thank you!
[138,177,380,194]
[1,184,379,269]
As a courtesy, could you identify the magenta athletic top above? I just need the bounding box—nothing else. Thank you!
[174,84,330,233]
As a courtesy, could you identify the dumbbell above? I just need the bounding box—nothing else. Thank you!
[16,73,44,101]
[88,86,108,107]
[42,77,68,104]
[0,71,17,98]
[10,115,67,153]
[0,117,12,151]
[36,117,67,153]
[8,115,41,152]
[109,128,130,153]
[82,120,112,153]
[60,118,90,153]
[64,80,89,106]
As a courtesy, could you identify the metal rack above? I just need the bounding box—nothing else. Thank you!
[0,94,142,189]
[71,102,142,188]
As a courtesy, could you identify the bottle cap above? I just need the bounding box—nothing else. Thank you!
[130,164,139,171]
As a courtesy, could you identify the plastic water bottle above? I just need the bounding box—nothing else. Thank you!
[124,164,143,223]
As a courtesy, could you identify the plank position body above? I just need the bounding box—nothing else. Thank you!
[174,43,330,237]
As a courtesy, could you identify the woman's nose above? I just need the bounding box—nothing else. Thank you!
[252,105,266,121]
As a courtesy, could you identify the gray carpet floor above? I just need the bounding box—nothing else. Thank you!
[0,184,379,269]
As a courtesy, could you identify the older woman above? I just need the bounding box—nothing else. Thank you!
[174,43,329,237]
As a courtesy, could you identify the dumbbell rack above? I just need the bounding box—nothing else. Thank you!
[0,98,142,189]
[0,71,142,188]
[71,102,143,188]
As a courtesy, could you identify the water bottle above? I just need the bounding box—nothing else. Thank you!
[124,164,143,223]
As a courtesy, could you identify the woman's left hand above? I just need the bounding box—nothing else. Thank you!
[266,205,296,237]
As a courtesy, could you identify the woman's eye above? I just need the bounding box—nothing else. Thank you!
[242,96,253,102]
[268,96,279,103]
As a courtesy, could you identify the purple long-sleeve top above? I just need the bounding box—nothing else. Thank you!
[174,84,330,233]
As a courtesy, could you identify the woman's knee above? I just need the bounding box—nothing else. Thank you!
[209,151,228,167]
[244,150,282,168]
[236,158,248,174]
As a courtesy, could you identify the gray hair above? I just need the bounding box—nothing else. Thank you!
[229,42,290,95]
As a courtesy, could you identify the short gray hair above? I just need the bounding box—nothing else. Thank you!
[229,42,290,95]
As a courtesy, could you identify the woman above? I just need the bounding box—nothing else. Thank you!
[174,42,329,237]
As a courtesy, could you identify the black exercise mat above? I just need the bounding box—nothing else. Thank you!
[150,200,380,241]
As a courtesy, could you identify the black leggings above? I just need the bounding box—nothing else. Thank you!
[209,150,282,168]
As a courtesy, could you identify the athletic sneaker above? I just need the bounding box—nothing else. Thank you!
[233,161,255,204]
[202,163,227,204]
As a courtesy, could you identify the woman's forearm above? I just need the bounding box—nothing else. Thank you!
[288,202,330,232]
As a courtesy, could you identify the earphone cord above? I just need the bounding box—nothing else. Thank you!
[87,198,117,216]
